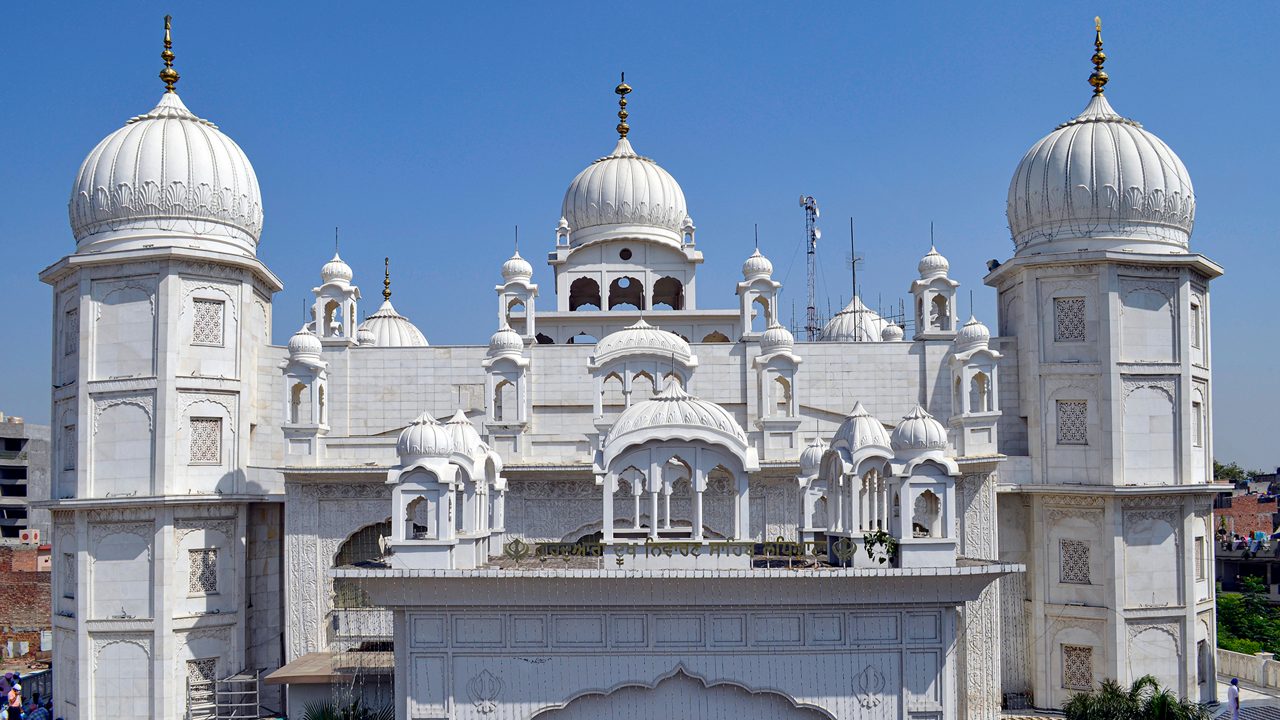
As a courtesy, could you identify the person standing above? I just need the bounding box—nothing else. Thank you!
[5,682,21,719]
[1229,677,1241,720]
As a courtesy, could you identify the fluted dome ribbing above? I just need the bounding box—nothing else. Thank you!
[592,319,694,366]
[69,92,263,255]
[890,406,949,452]
[742,248,774,279]
[881,324,904,342]
[759,323,794,353]
[488,325,525,356]
[501,251,533,282]
[607,380,748,449]
[561,137,689,247]
[953,316,991,352]
[287,326,322,359]
[833,402,892,452]
[357,300,428,347]
[397,412,454,460]
[1007,93,1195,254]
[321,253,353,284]
[918,246,949,278]
[799,437,826,477]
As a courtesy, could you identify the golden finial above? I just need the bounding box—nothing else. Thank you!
[1089,16,1108,96]
[383,257,392,301]
[615,72,632,138]
[160,15,180,93]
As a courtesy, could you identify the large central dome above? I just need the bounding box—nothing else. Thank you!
[561,137,689,247]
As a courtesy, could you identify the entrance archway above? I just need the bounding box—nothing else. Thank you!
[534,670,831,720]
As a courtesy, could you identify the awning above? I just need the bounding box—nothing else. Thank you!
[264,651,394,685]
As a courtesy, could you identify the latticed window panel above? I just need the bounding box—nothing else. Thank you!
[1195,537,1206,581]
[1062,645,1093,690]
[190,417,222,464]
[1059,538,1090,584]
[191,299,225,345]
[63,308,79,355]
[188,657,217,684]
[63,425,76,470]
[1054,297,1087,342]
[188,548,218,594]
[1056,400,1088,445]
[62,553,76,599]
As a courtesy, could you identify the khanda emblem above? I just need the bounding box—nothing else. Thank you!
[469,669,502,714]
[855,665,886,709]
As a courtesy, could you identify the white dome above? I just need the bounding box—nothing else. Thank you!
[397,412,454,461]
[501,251,533,282]
[1008,93,1194,254]
[357,300,428,347]
[287,325,322,359]
[561,137,689,247]
[607,380,747,450]
[918,246,950,279]
[890,405,949,453]
[821,297,889,343]
[833,402,892,452]
[953,316,991,352]
[443,410,487,459]
[69,92,263,255]
[320,252,353,284]
[488,325,524,356]
[356,326,377,347]
[592,319,694,367]
[881,324,904,342]
[798,437,826,477]
[742,248,774,280]
[759,322,794,354]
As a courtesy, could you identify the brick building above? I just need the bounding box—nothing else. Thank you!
[0,544,51,666]
[1214,493,1280,538]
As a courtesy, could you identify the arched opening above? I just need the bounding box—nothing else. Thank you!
[774,376,792,414]
[333,520,401,609]
[969,372,988,413]
[566,332,597,344]
[404,496,432,539]
[751,296,770,334]
[608,276,645,311]
[569,277,601,311]
[323,299,342,336]
[507,298,527,333]
[913,490,941,538]
[532,670,831,720]
[535,333,554,345]
[701,331,730,343]
[632,371,655,401]
[602,373,625,409]
[290,383,306,424]
[930,295,950,331]
[652,276,684,310]
[494,380,515,422]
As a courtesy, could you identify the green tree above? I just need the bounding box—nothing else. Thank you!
[1215,460,1265,485]
[1218,576,1280,655]
[1063,675,1209,720]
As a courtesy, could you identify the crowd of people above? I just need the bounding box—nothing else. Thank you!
[0,673,52,720]
[1223,530,1277,557]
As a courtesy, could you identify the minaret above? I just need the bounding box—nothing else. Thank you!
[989,17,1221,709]
[41,17,283,718]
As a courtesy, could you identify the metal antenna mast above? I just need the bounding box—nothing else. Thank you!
[799,195,821,341]
[848,217,865,341]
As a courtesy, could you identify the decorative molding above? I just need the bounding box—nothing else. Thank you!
[181,277,241,321]
[94,280,156,320]
[1121,376,1177,404]
[71,179,262,242]
[93,392,154,434]
[91,633,152,671]
[175,517,237,545]
[1127,621,1182,655]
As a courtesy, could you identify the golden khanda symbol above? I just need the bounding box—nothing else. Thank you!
[468,669,502,714]
[503,538,530,564]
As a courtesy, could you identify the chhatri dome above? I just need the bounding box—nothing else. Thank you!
[560,76,691,248]
[357,260,428,348]
[68,17,263,256]
[821,296,890,343]
[1007,19,1195,255]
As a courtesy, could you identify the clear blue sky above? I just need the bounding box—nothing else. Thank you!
[2,3,1276,470]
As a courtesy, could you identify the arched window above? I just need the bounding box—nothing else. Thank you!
[566,333,597,344]
[569,277,601,311]
[969,372,988,413]
[608,276,645,310]
[602,373,625,409]
[405,497,431,539]
[652,277,684,310]
[931,295,950,331]
[913,490,941,538]
[774,376,792,413]
[324,300,342,335]
[632,371,655,400]
[751,296,770,334]
[494,380,515,421]
[290,383,306,424]
[701,331,730,343]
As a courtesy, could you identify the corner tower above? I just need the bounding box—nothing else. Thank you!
[39,18,282,719]
[989,19,1220,708]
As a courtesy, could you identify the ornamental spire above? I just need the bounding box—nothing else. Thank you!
[1089,16,1108,96]
[383,257,392,301]
[615,72,632,138]
[160,15,180,93]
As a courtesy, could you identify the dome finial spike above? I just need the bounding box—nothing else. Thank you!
[615,72,632,138]
[514,224,519,254]
[1090,16,1108,96]
[754,223,759,250]
[160,15,180,93]
[334,226,339,255]
[383,257,392,301]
